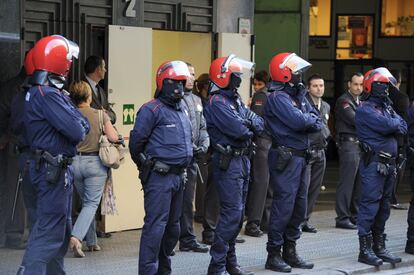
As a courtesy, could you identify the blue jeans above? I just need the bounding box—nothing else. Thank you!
[72,156,108,246]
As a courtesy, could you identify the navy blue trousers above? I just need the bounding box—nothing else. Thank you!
[20,160,73,275]
[208,154,250,273]
[357,161,395,236]
[138,171,184,275]
[267,149,309,254]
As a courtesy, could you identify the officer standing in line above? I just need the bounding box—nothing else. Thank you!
[264,52,321,273]
[17,35,90,275]
[244,70,272,237]
[303,74,331,233]
[129,61,193,275]
[9,49,37,233]
[405,99,414,254]
[0,63,30,250]
[355,67,406,266]
[204,54,263,275]
[179,63,210,253]
[334,72,364,229]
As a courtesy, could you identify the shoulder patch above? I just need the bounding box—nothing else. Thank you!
[343,102,350,109]
[254,100,263,106]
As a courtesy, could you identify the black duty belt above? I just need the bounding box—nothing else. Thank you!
[339,135,359,143]
[309,145,325,151]
[77,151,99,156]
[272,144,307,158]
[371,154,396,166]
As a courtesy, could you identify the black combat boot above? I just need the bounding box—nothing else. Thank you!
[282,241,314,269]
[358,234,383,266]
[372,233,402,263]
[265,247,292,273]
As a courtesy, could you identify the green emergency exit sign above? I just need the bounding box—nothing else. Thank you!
[123,104,135,125]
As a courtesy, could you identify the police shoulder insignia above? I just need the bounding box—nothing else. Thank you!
[254,100,263,106]
[343,102,350,109]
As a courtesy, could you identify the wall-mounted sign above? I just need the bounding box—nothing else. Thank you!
[238,18,251,34]
[123,104,135,125]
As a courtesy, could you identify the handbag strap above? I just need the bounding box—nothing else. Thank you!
[98,109,104,135]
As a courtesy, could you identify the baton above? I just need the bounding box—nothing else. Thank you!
[195,162,204,184]
[11,173,23,222]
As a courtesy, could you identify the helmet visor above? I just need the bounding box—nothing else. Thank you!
[280,53,312,74]
[67,39,79,60]
[160,60,191,81]
[369,67,397,87]
[222,54,255,79]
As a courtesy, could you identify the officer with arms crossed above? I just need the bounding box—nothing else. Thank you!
[204,54,264,275]
[264,52,322,273]
[17,35,90,275]
[129,61,193,275]
[355,67,406,266]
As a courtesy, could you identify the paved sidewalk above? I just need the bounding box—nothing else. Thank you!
[1,208,413,275]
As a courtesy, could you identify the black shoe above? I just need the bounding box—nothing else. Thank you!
[372,233,401,264]
[358,234,383,266]
[391,204,407,210]
[179,241,209,253]
[302,223,317,233]
[96,231,112,238]
[226,265,254,275]
[336,220,357,230]
[406,241,414,254]
[245,223,264,237]
[350,217,357,225]
[202,232,214,245]
[282,241,314,269]
[265,251,292,273]
[235,235,245,243]
[207,270,229,275]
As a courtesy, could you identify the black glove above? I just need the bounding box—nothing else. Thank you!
[243,119,253,129]
[193,147,204,160]
[377,162,389,176]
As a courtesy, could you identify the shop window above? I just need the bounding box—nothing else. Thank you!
[381,0,414,36]
[309,0,331,36]
[336,15,373,60]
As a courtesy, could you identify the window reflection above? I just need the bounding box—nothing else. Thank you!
[336,16,373,59]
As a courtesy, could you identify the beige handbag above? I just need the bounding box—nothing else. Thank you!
[98,110,124,169]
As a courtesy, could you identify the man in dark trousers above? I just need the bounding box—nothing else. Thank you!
[0,65,28,250]
[303,74,331,233]
[83,55,116,238]
[388,69,409,210]
[84,56,116,124]
[334,72,364,229]
[245,70,272,237]
[179,63,210,253]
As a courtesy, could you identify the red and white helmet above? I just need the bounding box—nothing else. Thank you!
[269,52,311,83]
[32,35,79,77]
[156,60,191,91]
[209,54,255,89]
[363,67,397,93]
[24,49,35,76]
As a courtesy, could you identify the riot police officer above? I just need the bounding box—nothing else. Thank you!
[204,54,263,275]
[129,61,193,274]
[264,53,321,273]
[405,99,414,254]
[17,35,89,275]
[355,67,406,266]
